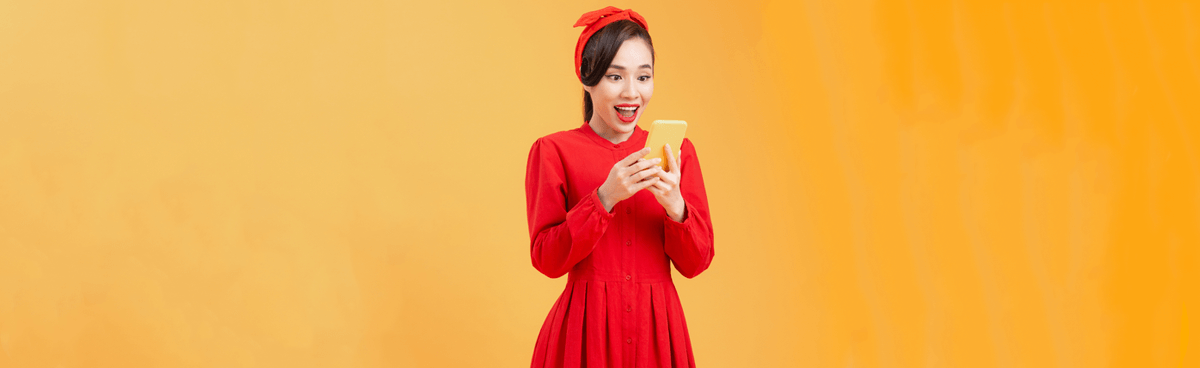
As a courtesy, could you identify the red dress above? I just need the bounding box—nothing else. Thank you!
[525,123,715,368]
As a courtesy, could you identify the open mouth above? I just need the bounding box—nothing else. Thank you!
[614,104,639,123]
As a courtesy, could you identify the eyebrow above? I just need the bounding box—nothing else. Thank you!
[608,64,653,70]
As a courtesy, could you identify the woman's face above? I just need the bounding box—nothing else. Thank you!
[585,37,654,140]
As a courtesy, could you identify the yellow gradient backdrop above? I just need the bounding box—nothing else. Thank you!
[1,1,1197,367]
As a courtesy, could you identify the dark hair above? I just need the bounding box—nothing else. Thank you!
[580,20,655,122]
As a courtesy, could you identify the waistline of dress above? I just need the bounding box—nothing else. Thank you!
[566,270,674,284]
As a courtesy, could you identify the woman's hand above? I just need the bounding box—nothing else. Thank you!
[597,147,662,212]
[648,143,686,222]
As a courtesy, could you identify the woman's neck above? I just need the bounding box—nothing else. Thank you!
[588,119,634,144]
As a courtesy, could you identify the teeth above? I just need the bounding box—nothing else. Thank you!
[616,106,637,111]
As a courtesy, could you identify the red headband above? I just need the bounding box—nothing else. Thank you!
[573,6,649,82]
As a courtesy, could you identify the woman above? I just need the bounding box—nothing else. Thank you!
[524,7,715,368]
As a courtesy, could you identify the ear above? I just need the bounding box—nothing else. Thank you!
[582,84,593,94]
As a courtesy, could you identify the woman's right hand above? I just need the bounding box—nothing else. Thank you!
[597,147,662,212]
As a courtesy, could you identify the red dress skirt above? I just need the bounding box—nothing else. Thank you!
[524,123,715,368]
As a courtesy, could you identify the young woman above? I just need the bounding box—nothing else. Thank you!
[524,7,715,368]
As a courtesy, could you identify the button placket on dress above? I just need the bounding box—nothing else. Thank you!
[624,157,637,362]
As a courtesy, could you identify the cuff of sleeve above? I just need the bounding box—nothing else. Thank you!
[590,187,616,219]
[564,187,615,240]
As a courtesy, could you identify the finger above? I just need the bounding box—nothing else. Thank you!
[618,147,653,167]
[647,186,662,197]
[643,166,673,181]
[632,176,660,191]
[664,143,680,173]
[632,166,663,182]
[653,171,678,186]
[626,168,659,187]
[630,157,662,172]
[619,159,657,179]
[652,180,671,191]
[616,159,638,177]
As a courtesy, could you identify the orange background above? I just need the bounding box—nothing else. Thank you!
[1,1,1197,367]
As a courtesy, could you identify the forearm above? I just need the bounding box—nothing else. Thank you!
[663,201,714,278]
[529,188,615,278]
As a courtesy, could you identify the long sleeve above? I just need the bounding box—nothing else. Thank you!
[662,138,715,278]
[525,138,614,278]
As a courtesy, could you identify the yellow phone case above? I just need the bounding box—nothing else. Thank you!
[643,120,687,170]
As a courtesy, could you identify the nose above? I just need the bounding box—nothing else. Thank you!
[619,78,639,100]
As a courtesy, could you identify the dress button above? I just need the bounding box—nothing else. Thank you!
[625,240,631,246]
[626,208,631,214]
[626,338,632,344]
[626,306,632,312]
[625,275,631,281]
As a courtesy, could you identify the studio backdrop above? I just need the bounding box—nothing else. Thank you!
[1,0,1196,367]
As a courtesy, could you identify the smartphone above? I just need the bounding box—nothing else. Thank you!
[643,120,687,170]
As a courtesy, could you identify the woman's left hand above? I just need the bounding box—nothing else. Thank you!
[648,143,687,222]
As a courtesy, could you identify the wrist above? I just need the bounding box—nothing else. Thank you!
[597,186,616,212]
[667,199,686,222]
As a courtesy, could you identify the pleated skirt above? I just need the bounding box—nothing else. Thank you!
[530,279,696,368]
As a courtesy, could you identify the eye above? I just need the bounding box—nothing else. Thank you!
[606,74,622,81]
[638,75,652,82]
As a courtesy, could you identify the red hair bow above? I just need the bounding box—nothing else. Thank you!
[573,6,649,81]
